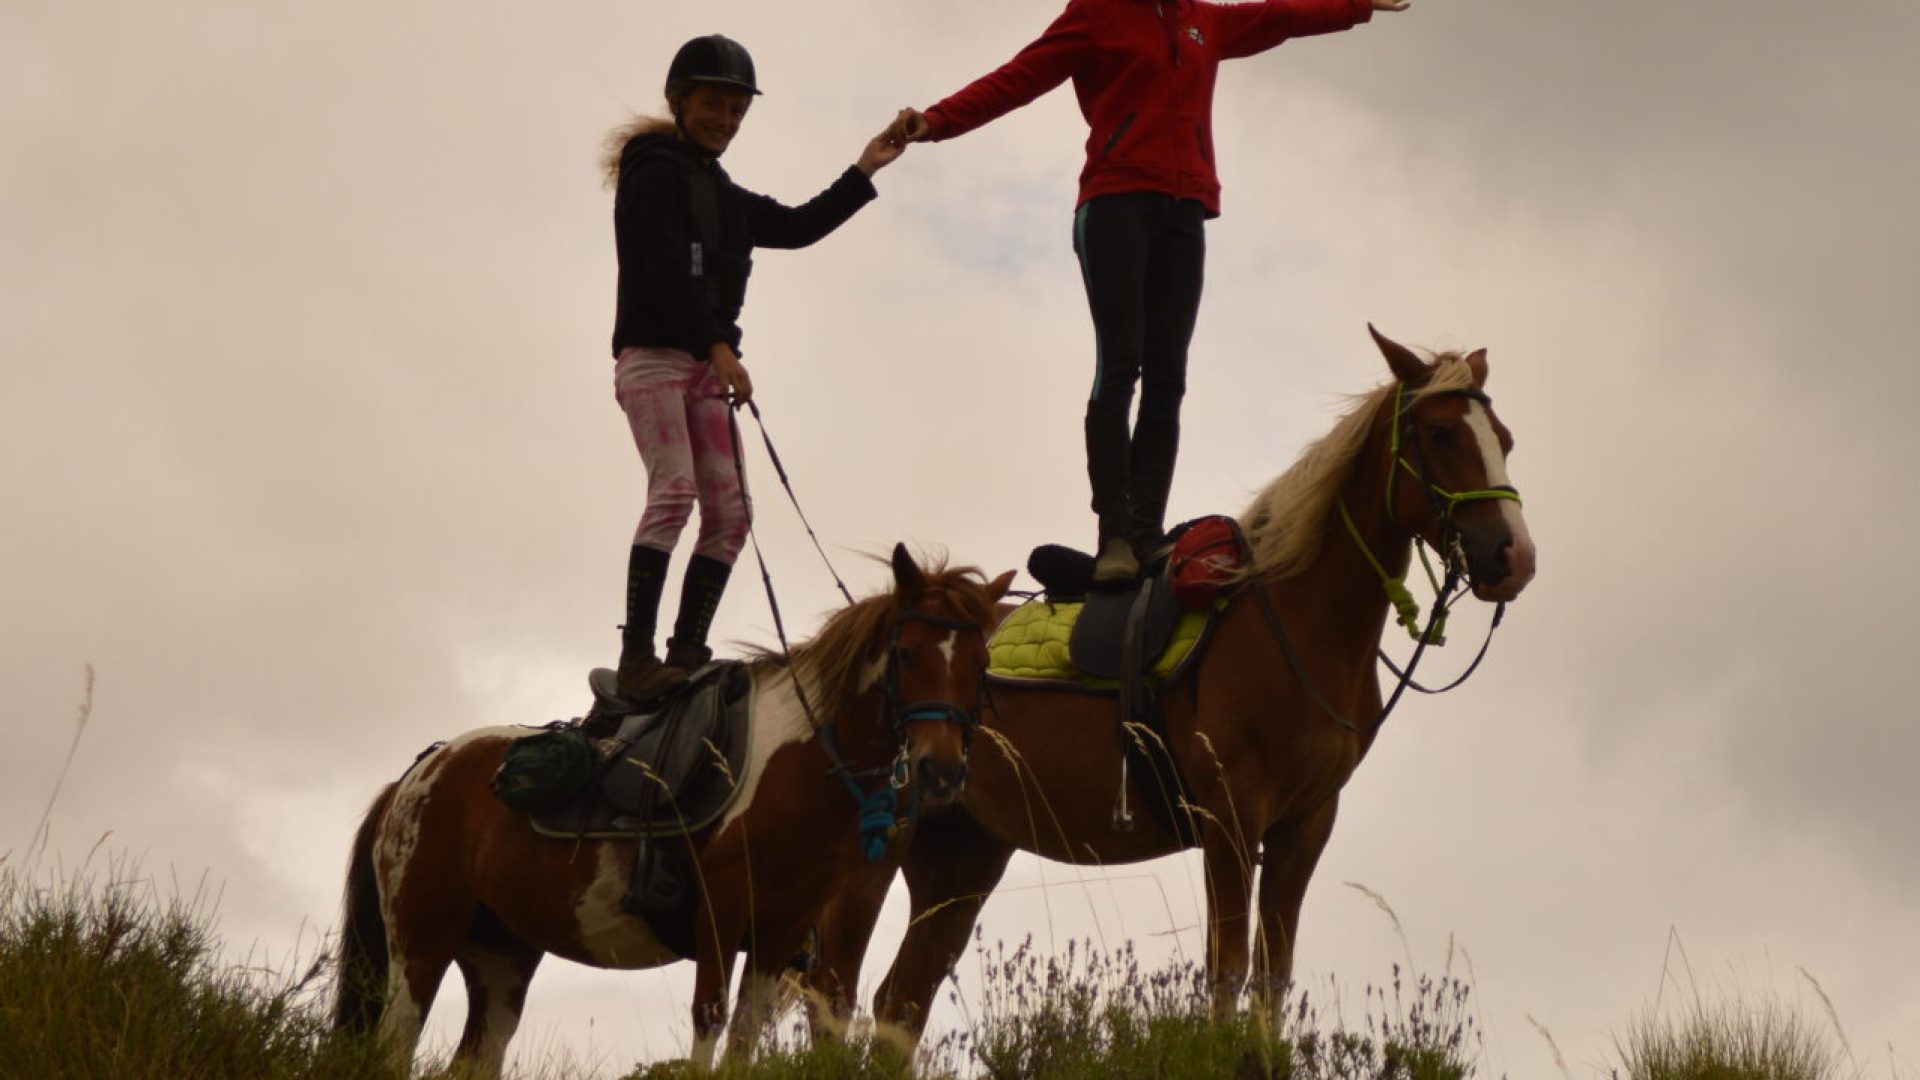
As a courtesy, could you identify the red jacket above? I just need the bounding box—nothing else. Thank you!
[924,0,1372,216]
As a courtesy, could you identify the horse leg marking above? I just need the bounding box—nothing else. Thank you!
[456,948,535,1079]
[377,963,429,1065]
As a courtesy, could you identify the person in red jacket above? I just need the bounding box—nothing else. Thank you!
[892,0,1409,584]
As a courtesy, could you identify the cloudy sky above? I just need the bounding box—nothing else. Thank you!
[6,0,1917,1074]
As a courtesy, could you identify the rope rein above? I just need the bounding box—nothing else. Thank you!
[726,405,976,861]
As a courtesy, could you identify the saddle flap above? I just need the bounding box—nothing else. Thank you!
[1068,571,1180,681]
[527,663,754,842]
[600,664,749,818]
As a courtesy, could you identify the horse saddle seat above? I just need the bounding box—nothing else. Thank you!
[528,661,754,841]
[1070,570,1181,681]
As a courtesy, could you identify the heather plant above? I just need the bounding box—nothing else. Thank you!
[944,932,1484,1080]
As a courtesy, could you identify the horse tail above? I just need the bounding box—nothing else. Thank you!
[334,782,398,1032]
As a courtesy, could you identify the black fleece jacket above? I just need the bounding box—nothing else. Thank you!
[611,133,877,359]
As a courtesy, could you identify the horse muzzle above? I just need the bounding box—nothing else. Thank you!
[1465,531,1537,602]
[913,752,969,805]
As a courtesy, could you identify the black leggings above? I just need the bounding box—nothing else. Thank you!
[1073,192,1207,548]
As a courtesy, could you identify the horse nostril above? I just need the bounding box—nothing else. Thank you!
[1482,540,1513,583]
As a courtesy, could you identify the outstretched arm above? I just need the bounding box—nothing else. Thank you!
[1213,0,1406,61]
[905,0,1093,143]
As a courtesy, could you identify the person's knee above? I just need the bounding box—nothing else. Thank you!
[641,481,698,532]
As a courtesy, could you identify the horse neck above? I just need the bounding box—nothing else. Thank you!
[823,676,897,774]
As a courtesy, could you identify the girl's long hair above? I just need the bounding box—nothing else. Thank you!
[601,114,677,189]
[601,83,688,188]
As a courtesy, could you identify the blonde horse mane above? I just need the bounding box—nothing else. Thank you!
[744,558,1000,729]
[1237,354,1481,582]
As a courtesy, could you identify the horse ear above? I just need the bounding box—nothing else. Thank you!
[986,569,1017,601]
[1369,323,1429,386]
[891,542,925,597]
[1465,348,1489,387]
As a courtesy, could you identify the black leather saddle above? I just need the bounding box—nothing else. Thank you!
[528,661,754,843]
[1068,569,1181,682]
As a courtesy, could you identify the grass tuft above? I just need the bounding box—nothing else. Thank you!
[1610,990,1857,1080]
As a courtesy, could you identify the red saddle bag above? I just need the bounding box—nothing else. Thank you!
[1167,515,1248,610]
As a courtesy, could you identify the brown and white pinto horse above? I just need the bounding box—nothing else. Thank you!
[333,545,1014,1075]
[811,328,1538,1033]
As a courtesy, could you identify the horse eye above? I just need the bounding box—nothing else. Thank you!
[1427,425,1457,448]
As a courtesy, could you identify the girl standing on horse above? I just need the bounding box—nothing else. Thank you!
[891,0,1410,583]
[606,35,907,699]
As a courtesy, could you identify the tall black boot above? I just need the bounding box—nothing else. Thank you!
[1086,402,1138,585]
[666,554,731,670]
[617,545,685,701]
[1129,386,1183,568]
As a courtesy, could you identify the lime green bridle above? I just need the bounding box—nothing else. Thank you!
[1340,382,1523,645]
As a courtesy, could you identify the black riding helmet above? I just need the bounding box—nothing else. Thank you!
[666,34,761,96]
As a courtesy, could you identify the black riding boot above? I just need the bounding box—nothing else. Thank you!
[1086,403,1139,585]
[665,554,731,670]
[617,545,686,701]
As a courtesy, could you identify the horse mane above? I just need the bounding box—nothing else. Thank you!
[1237,354,1481,582]
[744,558,1000,729]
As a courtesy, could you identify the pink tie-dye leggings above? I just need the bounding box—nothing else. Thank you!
[615,346,750,564]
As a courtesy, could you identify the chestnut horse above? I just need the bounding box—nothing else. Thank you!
[333,545,1013,1074]
[811,328,1538,1033]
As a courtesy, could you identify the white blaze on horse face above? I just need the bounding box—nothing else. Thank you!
[937,629,957,668]
[717,668,813,832]
[1462,399,1534,553]
[572,845,678,969]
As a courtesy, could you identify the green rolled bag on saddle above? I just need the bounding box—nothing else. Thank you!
[492,726,597,813]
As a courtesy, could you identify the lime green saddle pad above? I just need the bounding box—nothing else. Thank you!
[987,598,1210,687]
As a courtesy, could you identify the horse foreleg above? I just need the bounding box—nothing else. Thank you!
[808,857,898,1038]
[1252,797,1339,1020]
[452,920,543,1079]
[721,957,789,1065]
[873,811,1014,1038]
[690,887,748,1070]
[1199,824,1260,1016]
